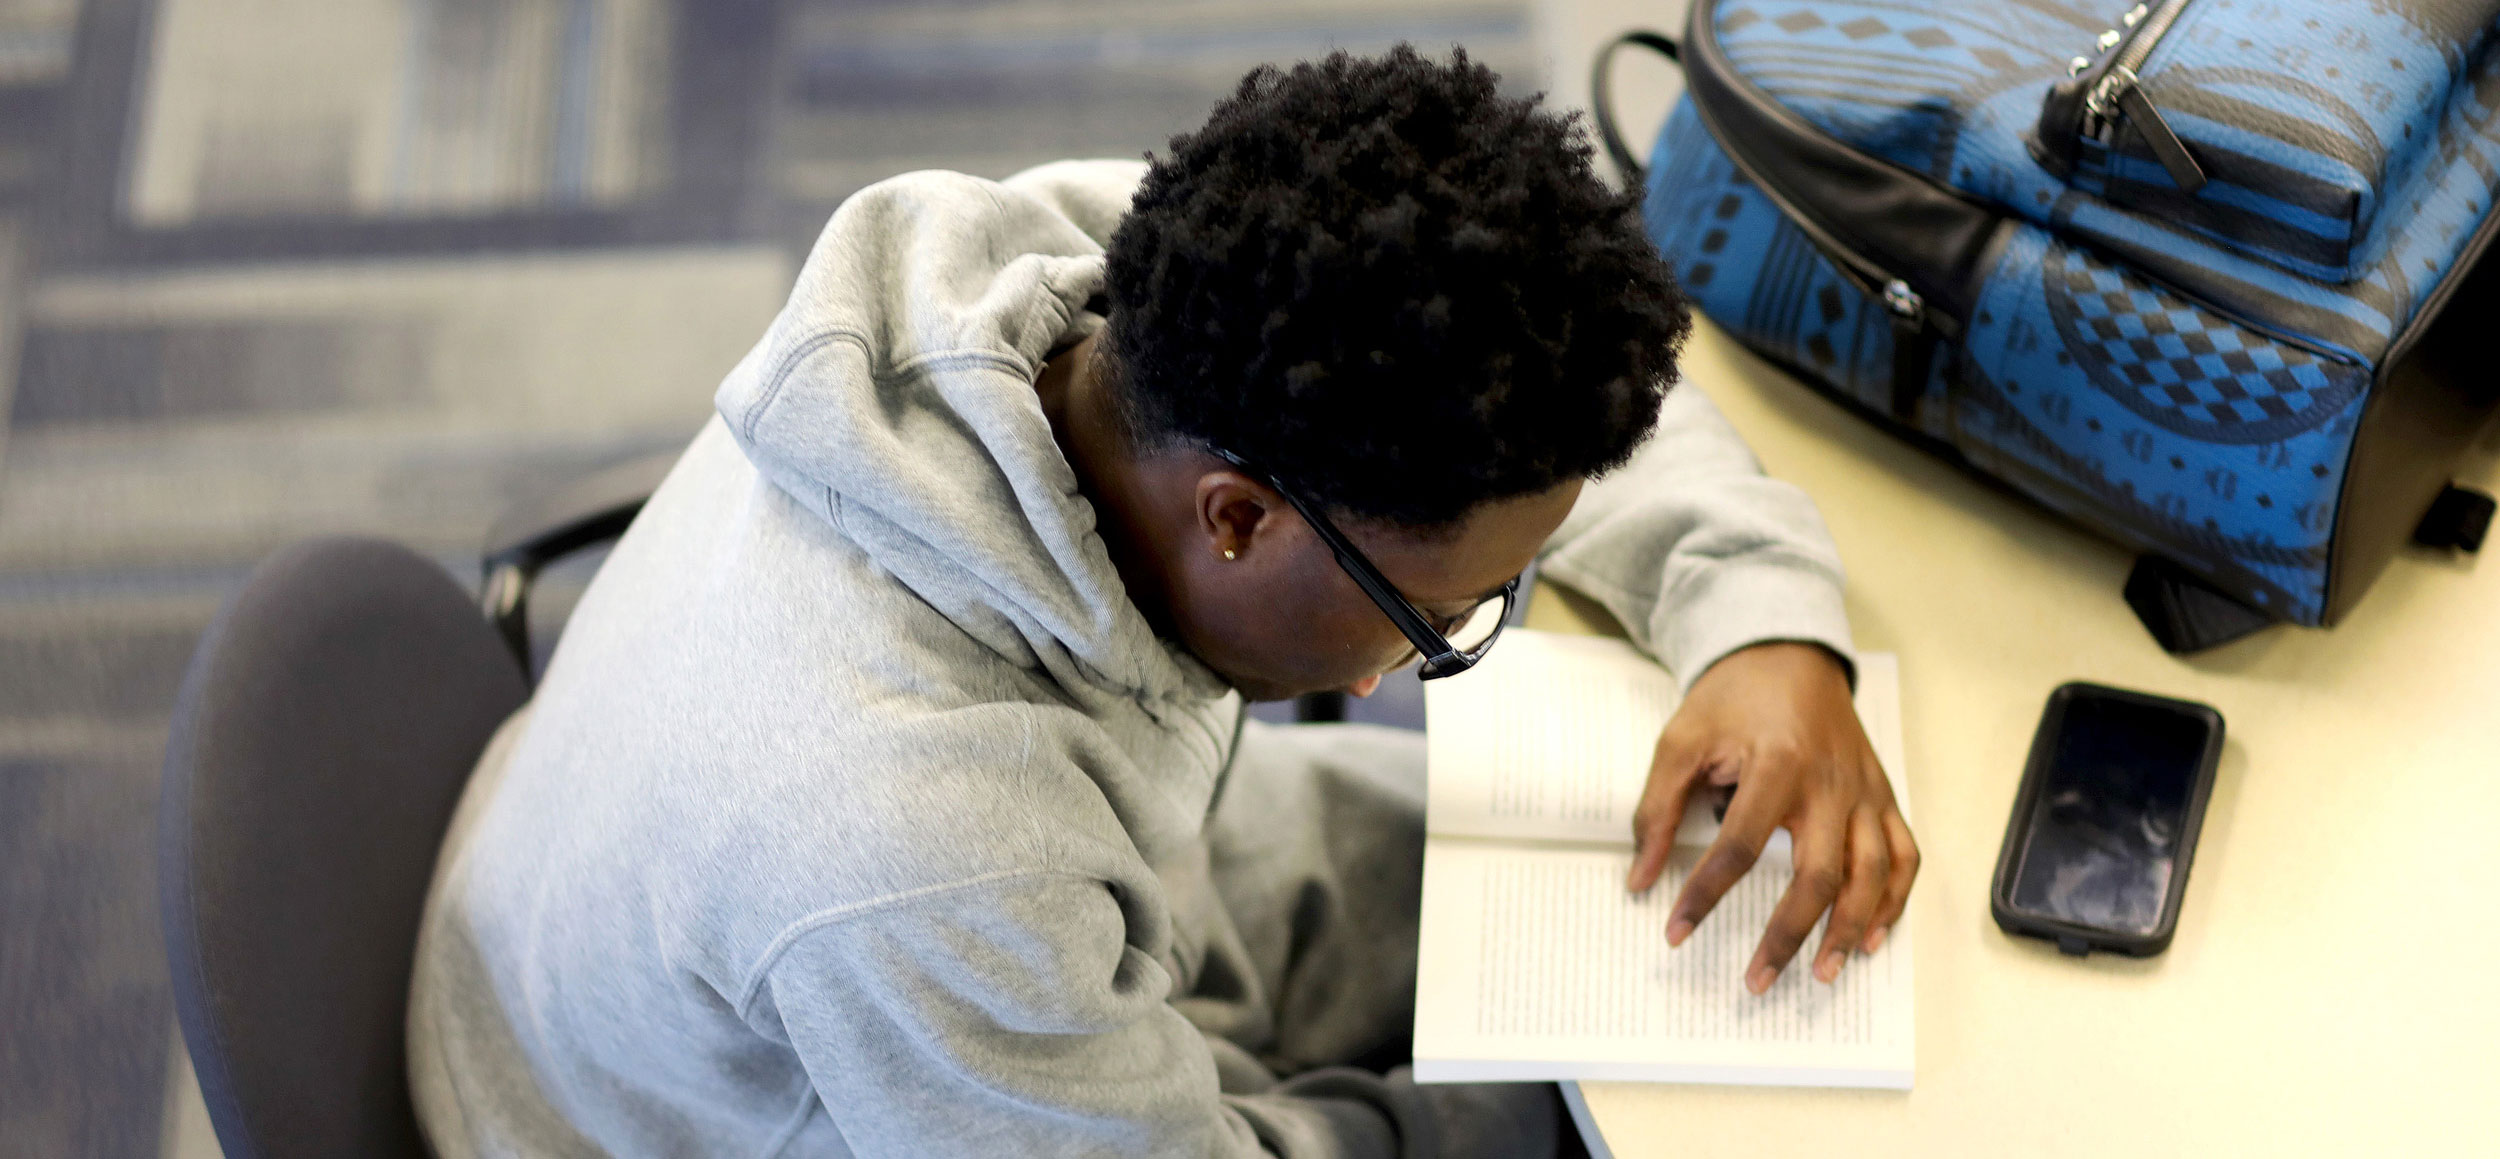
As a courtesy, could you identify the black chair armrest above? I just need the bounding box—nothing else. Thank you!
[480,449,681,675]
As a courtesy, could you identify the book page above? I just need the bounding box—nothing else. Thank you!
[1425,631,1906,847]
[1412,840,1914,1087]
[1423,631,1681,845]
[1415,646,1913,1087]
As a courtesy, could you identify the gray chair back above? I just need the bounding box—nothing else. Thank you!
[159,537,527,1159]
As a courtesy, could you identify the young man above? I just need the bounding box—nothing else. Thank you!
[411,47,1916,1158]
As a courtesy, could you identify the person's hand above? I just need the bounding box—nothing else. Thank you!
[1623,641,1917,993]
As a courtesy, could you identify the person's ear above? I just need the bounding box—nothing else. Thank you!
[1195,470,1275,563]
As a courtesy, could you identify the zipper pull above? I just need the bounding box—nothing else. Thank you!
[1882,279,1932,422]
[2090,66,2208,194]
[1881,279,1923,321]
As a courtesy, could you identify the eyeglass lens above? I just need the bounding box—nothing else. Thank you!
[1443,598,1505,653]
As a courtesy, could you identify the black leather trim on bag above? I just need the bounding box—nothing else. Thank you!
[2323,207,2500,624]
[1678,0,2009,331]
[2029,72,2093,183]
[1590,30,1679,186]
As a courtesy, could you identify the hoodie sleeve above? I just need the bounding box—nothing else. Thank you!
[755,871,1565,1158]
[1537,381,1856,690]
[1002,159,1152,249]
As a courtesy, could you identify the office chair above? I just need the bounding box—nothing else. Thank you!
[159,536,525,1158]
[156,449,675,1157]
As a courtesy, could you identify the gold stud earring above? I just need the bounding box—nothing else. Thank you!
[1223,548,1238,561]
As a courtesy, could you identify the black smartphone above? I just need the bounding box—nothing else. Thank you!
[1990,682,2224,957]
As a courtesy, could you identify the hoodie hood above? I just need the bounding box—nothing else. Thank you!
[715,166,1227,708]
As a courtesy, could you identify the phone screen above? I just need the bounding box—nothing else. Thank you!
[2008,695,2209,936]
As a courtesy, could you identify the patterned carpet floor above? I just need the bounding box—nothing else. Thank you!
[0,1,1557,1153]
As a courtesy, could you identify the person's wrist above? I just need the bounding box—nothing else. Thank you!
[1703,639,1850,690]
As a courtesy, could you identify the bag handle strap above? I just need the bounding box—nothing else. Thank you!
[1589,30,1681,187]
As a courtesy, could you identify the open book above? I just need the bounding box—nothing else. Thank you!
[1413,630,1913,1089]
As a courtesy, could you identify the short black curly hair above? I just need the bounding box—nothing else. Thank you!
[1101,44,1690,529]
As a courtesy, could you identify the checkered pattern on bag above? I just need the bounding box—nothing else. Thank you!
[2044,245,2364,445]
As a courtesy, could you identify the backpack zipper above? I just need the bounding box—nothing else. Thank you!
[1703,0,2359,395]
[2052,0,2368,368]
[2071,0,2207,194]
[1683,76,1954,418]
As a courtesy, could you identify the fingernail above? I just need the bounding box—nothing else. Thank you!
[1863,925,1889,954]
[1815,951,1842,984]
[1747,965,1777,994]
[1666,917,1694,946]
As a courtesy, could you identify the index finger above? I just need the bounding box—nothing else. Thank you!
[1626,731,1706,895]
[1662,780,1781,947]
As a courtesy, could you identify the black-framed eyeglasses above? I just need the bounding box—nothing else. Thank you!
[1210,448,1519,679]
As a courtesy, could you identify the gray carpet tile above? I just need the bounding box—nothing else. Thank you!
[12,317,430,429]
[0,750,177,1159]
[0,611,199,720]
[770,0,1535,208]
[0,1,81,89]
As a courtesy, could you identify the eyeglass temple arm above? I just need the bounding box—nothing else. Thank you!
[1271,489,1463,664]
[1206,448,1460,662]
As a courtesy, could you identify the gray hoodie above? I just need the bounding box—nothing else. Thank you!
[408,160,1853,1158]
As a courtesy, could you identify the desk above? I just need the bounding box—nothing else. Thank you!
[1525,318,2500,1157]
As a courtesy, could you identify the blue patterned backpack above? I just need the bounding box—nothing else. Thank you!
[1594,0,2500,651]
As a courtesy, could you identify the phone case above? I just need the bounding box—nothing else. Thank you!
[1989,682,2225,957]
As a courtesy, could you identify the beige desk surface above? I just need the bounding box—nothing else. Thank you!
[1528,319,2500,1158]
